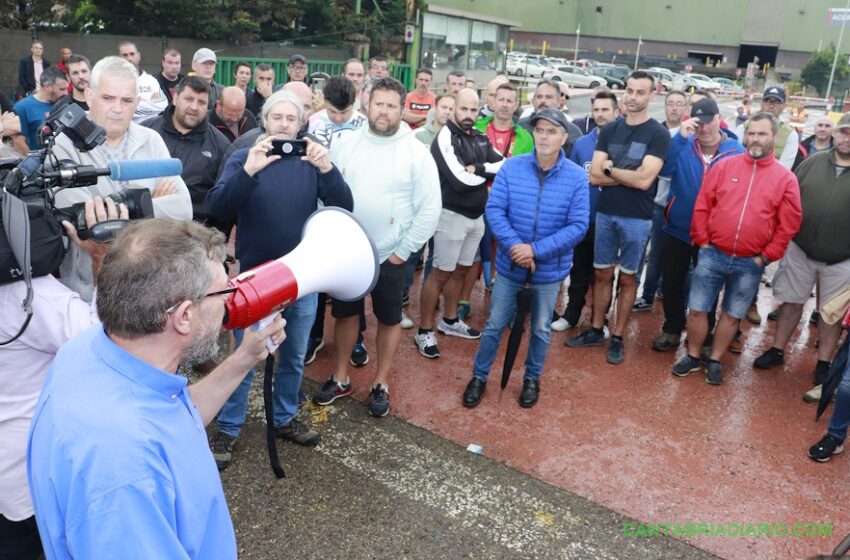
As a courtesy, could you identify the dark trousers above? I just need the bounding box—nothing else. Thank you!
[660,233,716,334]
[0,514,43,560]
[564,223,595,324]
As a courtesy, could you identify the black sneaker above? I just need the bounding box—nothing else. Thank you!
[565,329,605,348]
[368,384,390,417]
[313,377,353,406]
[274,417,321,446]
[754,347,784,369]
[632,298,653,312]
[304,337,324,365]
[209,431,237,472]
[767,308,780,321]
[810,310,821,325]
[350,342,369,367]
[809,434,845,462]
[607,337,625,364]
[672,355,701,377]
[705,360,723,385]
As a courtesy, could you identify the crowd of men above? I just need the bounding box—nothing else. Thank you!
[2,39,850,559]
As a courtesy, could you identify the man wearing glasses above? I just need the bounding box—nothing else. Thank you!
[27,219,285,559]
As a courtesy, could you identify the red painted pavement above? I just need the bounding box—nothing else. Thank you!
[304,280,847,560]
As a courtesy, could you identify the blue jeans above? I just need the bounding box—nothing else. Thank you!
[828,340,850,441]
[688,246,763,319]
[472,275,561,382]
[216,293,317,436]
[637,204,664,301]
[593,212,652,274]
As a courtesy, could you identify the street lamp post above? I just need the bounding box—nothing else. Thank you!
[826,0,850,106]
[574,24,580,63]
[634,35,643,71]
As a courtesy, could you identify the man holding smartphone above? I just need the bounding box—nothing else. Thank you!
[205,90,353,470]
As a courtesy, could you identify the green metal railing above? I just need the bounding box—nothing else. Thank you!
[215,57,413,91]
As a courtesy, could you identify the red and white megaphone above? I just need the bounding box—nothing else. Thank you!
[223,207,379,330]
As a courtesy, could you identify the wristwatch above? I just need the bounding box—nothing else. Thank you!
[603,162,614,176]
[756,254,770,267]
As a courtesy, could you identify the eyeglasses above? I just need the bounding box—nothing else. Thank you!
[166,287,238,314]
[763,98,783,105]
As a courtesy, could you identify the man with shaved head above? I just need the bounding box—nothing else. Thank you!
[414,88,505,359]
[209,86,258,143]
[480,75,510,118]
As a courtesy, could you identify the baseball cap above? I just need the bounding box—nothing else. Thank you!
[762,86,786,103]
[288,54,307,66]
[193,48,217,64]
[690,98,719,124]
[530,108,569,132]
[835,113,850,130]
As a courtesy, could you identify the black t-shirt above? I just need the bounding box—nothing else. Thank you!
[156,73,184,105]
[52,94,89,112]
[595,117,670,220]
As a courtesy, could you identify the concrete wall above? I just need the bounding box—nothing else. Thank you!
[1,29,349,97]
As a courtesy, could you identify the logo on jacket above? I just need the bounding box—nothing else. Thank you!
[202,151,212,158]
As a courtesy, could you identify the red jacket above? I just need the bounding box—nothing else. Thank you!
[691,151,801,262]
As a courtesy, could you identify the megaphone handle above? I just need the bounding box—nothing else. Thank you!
[251,312,282,354]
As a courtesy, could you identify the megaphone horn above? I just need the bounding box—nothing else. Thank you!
[223,207,379,330]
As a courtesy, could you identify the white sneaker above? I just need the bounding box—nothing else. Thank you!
[414,331,440,358]
[551,317,571,331]
[437,317,481,340]
[400,312,414,329]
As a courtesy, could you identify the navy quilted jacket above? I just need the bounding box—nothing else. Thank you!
[486,150,590,284]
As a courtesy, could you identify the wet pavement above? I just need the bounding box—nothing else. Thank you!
[219,278,847,560]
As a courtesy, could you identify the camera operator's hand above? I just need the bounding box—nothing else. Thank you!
[243,136,280,178]
[235,316,286,366]
[152,178,177,199]
[301,137,333,174]
[62,197,128,279]
[0,111,21,138]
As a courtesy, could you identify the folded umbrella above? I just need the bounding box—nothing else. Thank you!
[500,269,533,401]
[817,331,850,421]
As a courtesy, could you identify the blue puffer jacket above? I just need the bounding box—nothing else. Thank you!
[486,150,589,284]
[661,131,744,244]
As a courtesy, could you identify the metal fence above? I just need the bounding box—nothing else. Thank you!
[216,57,414,91]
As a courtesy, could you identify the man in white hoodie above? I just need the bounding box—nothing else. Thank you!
[314,77,441,417]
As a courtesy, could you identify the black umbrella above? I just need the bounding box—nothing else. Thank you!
[817,332,849,421]
[500,268,533,401]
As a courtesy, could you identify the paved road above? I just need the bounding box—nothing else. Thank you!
[216,377,719,559]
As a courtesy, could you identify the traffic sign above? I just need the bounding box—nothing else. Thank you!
[404,24,415,44]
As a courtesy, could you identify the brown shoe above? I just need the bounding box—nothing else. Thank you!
[728,338,744,354]
[746,304,762,325]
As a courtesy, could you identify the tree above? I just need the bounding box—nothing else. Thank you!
[800,44,850,96]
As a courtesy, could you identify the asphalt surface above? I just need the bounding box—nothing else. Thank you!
[213,376,719,560]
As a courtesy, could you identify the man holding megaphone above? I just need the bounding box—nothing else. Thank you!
[206,90,353,471]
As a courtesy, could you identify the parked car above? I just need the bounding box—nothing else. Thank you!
[545,57,568,66]
[506,58,546,77]
[542,65,606,88]
[638,69,672,91]
[711,77,744,93]
[678,73,720,92]
[594,67,627,89]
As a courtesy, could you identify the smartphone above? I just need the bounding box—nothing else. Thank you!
[269,139,308,158]
[311,77,326,93]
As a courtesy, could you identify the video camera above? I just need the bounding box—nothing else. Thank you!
[0,103,180,286]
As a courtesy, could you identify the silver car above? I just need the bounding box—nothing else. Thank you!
[541,65,606,88]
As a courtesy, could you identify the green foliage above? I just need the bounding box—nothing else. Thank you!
[800,44,850,96]
[0,0,416,48]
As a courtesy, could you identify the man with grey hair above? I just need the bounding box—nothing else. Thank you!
[206,90,353,470]
[517,79,583,157]
[12,66,68,150]
[27,218,285,558]
[51,56,192,302]
[191,48,223,107]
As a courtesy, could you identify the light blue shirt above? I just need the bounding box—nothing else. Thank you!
[27,326,236,560]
